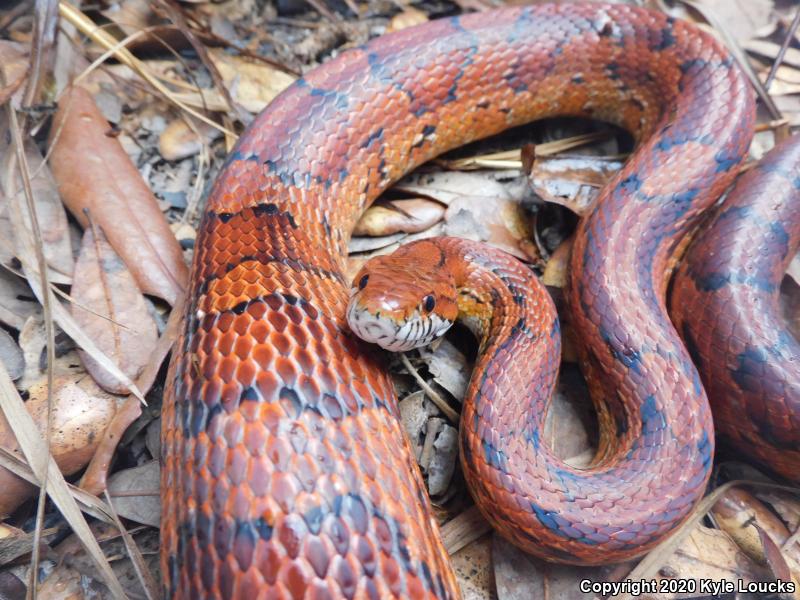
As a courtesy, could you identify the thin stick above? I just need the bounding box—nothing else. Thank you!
[399,353,459,422]
[764,5,800,92]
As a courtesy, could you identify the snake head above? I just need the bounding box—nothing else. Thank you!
[346,241,458,351]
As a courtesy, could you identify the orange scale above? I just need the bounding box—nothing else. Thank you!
[246,456,273,498]
[229,279,248,297]
[227,446,250,486]
[268,311,290,333]
[275,356,299,387]
[218,355,239,384]
[281,559,313,598]
[218,329,237,356]
[235,360,257,389]
[251,343,275,371]
[255,370,280,404]
[269,332,292,357]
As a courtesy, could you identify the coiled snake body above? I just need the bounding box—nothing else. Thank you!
[161,4,759,597]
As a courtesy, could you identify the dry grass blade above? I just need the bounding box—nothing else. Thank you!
[618,480,800,600]
[443,132,612,169]
[763,5,800,92]
[4,86,57,600]
[0,447,117,525]
[103,490,159,600]
[0,365,126,598]
[58,0,235,138]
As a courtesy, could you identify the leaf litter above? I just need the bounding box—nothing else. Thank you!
[0,0,798,598]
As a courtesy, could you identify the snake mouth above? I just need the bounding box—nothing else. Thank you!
[346,296,452,352]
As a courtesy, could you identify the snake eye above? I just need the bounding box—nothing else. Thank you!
[358,274,369,290]
[423,295,436,312]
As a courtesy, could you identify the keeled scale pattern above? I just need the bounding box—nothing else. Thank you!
[161,3,756,598]
[671,136,800,481]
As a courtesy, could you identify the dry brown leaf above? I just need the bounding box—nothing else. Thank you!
[714,488,793,561]
[752,523,798,595]
[0,125,74,282]
[0,571,26,599]
[208,49,296,114]
[0,41,28,107]
[649,526,764,599]
[0,374,119,516]
[418,338,470,402]
[54,520,160,600]
[0,270,39,330]
[756,490,800,542]
[354,198,445,237]
[49,85,188,305]
[0,329,22,382]
[493,533,620,600]
[528,153,623,216]
[159,117,221,161]
[748,39,800,70]
[386,7,429,33]
[396,171,535,261]
[450,534,495,600]
[107,460,160,527]
[80,395,143,496]
[542,234,573,288]
[37,564,97,600]
[71,225,158,394]
[0,366,126,597]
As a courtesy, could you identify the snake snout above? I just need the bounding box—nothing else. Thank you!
[346,296,452,352]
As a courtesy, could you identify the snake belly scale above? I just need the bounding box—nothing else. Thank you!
[161,4,755,598]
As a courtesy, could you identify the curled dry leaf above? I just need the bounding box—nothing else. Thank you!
[208,49,296,114]
[541,234,573,288]
[353,198,445,237]
[527,152,623,217]
[712,487,800,579]
[49,86,188,305]
[0,374,118,516]
[71,222,158,394]
[396,171,536,261]
[751,523,799,594]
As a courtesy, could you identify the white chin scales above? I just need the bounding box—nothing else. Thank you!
[347,304,451,352]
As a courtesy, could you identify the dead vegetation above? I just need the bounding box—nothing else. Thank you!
[0,0,799,598]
